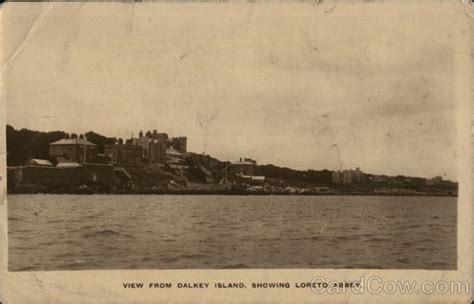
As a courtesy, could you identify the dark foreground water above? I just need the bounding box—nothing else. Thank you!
[8,195,457,271]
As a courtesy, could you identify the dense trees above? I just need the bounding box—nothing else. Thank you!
[6,125,116,165]
[6,125,66,166]
[255,165,332,184]
[84,131,117,153]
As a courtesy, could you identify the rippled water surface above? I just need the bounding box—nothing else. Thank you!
[8,195,456,271]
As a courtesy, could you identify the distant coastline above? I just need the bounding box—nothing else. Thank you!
[6,125,458,197]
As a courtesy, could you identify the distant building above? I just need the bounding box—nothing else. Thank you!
[342,171,353,184]
[49,138,97,164]
[332,168,364,184]
[104,144,143,166]
[230,158,257,176]
[426,176,443,186]
[332,171,343,184]
[170,137,187,153]
[136,135,150,159]
[150,130,168,141]
[26,158,53,167]
[130,130,187,164]
[149,139,168,163]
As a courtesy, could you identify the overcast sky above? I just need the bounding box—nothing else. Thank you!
[4,2,460,179]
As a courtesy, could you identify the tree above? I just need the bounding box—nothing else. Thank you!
[6,125,66,166]
[84,131,117,153]
[71,133,78,139]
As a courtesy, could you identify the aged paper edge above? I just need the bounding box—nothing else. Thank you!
[0,1,472,303]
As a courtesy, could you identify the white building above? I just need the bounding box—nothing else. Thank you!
[332,168,364,184]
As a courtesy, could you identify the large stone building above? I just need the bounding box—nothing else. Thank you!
[170,137,187,153]
[230,158,257,176]
[135,134,150,159]
[49,138,97,164]
[149,130,169,141]
[148,139,168,163]
[331,171,343,184]
[104,144,143,166]
[130,130,187,164]
[332,168,365,184]
[99,130,187,165]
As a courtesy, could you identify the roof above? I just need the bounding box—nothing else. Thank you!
[29,159,53,166]
[50,138,96,146]
[56,162,81,168]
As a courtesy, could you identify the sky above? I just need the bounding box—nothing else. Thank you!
[3,2,461,180]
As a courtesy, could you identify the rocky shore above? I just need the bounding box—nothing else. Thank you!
[8,183,457,197]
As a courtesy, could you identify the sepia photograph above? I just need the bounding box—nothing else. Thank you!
[0,1,472,303]
[3,1,460,271]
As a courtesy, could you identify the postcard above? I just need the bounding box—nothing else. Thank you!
[0,1,472,303]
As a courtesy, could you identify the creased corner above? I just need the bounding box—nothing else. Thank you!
[2,3,54,73]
